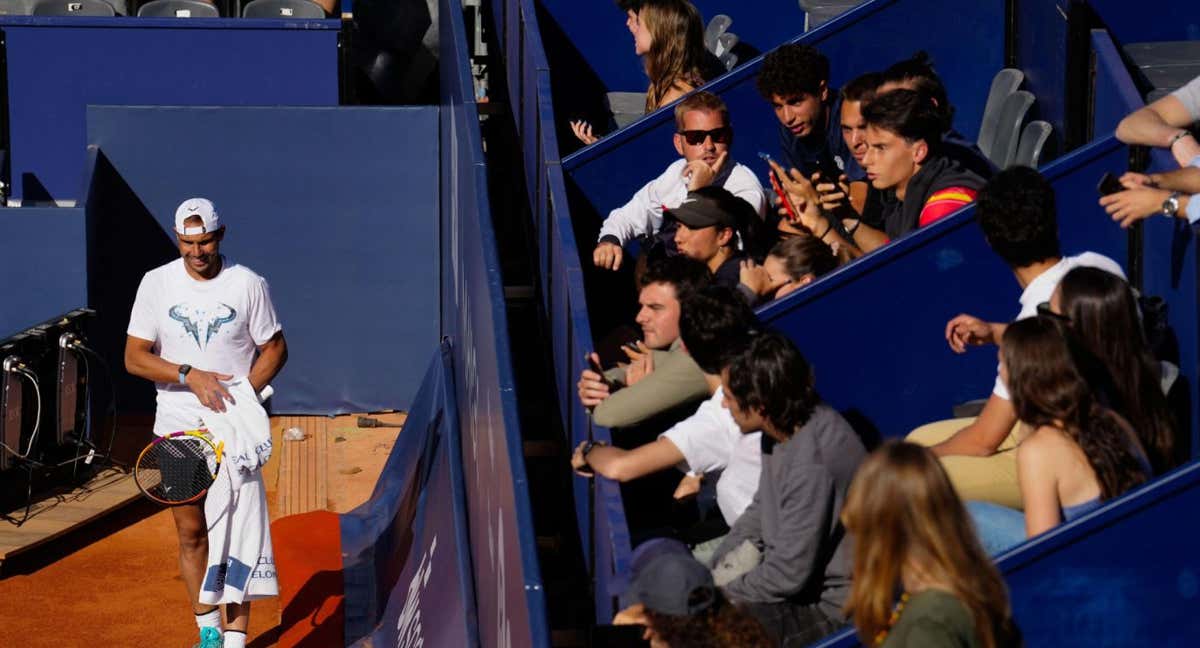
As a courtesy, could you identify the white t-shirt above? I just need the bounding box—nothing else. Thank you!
[127,258,282,435]
[992,252,1125,399]
[659,387,762,525]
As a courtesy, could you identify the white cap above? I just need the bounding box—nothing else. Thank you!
[174,198,222,236]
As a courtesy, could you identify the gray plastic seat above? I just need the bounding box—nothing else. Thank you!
[986,89,1034,170]
[32,0,114,15]
[137,0,217,16]
[605,91,647,129]
[704,14,732,54]
[715,32,739,71]
[242,0,322,18]
[1013,120,1052,169]
[799,0,864,31]
[0,0,31,15]
[977,68,1024,161]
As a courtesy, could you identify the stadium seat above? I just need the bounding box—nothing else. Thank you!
[1013,119,1052,169]
[715,32,739,71]
[31,0,114,15]
[242,0,323,18]
[136,0,217,16]
[605,91,647,129]
[977,68,1025,162]
[0,0,31,14]
[703,14,732,54]
[799,0,865,32]
[985,89,1034,170]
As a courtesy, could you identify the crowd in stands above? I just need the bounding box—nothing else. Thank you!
[565,2,1197,646]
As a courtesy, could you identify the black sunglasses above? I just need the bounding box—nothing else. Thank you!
[1036,301,1071,322]
[678,127,732,146]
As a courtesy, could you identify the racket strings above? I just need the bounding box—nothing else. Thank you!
[135,436,219,504]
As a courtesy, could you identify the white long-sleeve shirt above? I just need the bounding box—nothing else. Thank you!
[597,158,767,247]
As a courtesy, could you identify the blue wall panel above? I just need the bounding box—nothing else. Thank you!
[1013,0,1070,152]
[757,137,1130,439]
[84,106,439,416]
[439,0,551,644]
[0,17,339,202]
[0,206,87,339]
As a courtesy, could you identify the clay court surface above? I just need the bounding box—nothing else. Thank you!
[0,412,404,648]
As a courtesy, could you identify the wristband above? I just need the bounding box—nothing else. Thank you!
[178,364,192,385]
[1169,130,1194,149]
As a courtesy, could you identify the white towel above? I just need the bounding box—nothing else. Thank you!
[198,379,278,605]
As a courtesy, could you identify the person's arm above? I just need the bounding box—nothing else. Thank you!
[944,314,1004,353]
[1017,429,1064,537]
[845,220,888,254]
[1115,93,1200,166]
[918,187,977,227]
[710,490,764,567]
[591,350,707,429]
[1137,166,1200,193]
[248,331,287,393]
[1102,186,1193,228]
[571,437,685,482]
[721,465,836,602]
[124,335,233,412]
[596,161,684,257]
[930,393,1018,457]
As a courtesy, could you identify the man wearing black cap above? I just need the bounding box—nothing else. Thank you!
[669,185,760,289]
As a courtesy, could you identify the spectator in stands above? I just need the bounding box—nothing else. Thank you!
[842,442,1020,648]
[1099,165,1200,229]
[1115,74,1200,167]
[1052,267,1177,473]
[908,166,1125,509]
[737,235,839,304]
[669,186,764,288]
[768,89,983,257]
[757,44,860,182]
[876,51,996,180]
[573,0,716,145]
[594,92,766,272]
[709,333,866,646]
[572,286,762,559]
[577,256,711,429]
[614,541,772,648]
[967,317,1151,555]
[807,72,881,222]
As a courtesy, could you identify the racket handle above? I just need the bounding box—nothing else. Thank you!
[257,385,274,403]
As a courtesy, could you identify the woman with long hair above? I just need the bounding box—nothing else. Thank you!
[1051,266,1177,473]
[842,441,1020,648]
[968,316,1152,554]
[571,0,715,145]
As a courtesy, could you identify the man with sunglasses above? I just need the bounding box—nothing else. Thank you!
[594,91,766,271]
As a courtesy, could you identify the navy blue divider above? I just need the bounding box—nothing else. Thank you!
[1087,0,1200,44]
[491,0,634,623]
[756,135,1129,438]
[1011,0,1070,153]
[439,0,551,644]
[1090,28,1200,456]
[339,341,479,646]
[0,205,86,339]
[0,16,339,203]
[563,0,1004,244]
[83,105,439,416]
[812,460,1200,647]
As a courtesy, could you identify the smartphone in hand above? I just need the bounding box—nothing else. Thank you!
[1097,172,1125,196]
[759,152,800,223]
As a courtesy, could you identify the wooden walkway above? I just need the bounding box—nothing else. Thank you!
[0,467,141,566]
[275,416,331,517]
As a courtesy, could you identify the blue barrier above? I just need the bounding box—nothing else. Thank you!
[1011,0,1070,153]
[491,0,633,623]
[339,341,479,646]
[439,0,551,644]
[563,0,1004,240]
[0,205,86,340]
[1087,0,1200,44]
[83,105,440,416]
[0,16,339,202]
[1089,26,1200,457]
[756,135,1130,438]
[812,459,1200,648]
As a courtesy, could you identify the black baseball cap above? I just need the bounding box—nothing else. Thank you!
[623,539,717,617]
[665,186,751,232]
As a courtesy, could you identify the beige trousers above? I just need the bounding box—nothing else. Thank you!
[907,417,1024,510]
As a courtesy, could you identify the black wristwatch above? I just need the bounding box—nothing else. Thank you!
[178,363,193,385]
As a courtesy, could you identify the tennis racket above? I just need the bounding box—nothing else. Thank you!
[133,430,224,505]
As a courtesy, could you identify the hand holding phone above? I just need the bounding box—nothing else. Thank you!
[759,152,801,223]
[1097,172,1125,196]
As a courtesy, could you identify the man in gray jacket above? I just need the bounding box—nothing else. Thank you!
[710,332,865,647]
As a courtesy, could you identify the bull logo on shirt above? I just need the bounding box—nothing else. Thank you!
[169,303,237,350]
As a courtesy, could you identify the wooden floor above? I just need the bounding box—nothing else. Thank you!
[0,466,141,566]
[275,415,331,517]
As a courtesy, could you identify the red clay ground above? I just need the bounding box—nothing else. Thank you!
[0,412,402,648]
